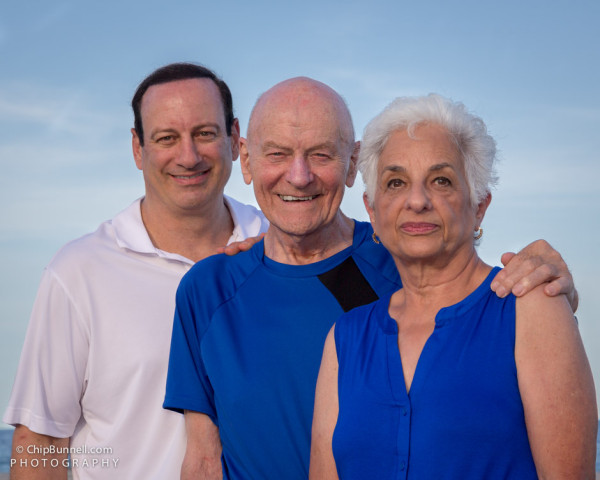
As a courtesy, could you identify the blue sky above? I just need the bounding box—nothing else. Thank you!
[1,0,599,418]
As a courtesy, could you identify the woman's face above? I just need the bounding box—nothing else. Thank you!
[365,123,490,266]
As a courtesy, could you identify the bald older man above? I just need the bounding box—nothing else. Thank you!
[164,77,577,479]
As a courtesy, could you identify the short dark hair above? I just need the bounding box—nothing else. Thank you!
[131,62,234,145]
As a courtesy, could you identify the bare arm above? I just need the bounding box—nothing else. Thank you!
[10,424,69,480]
[490,239,578,311]
[309,327,339,480]
[515,288,597,479]
[181,411,223,480]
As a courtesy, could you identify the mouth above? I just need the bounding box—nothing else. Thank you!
[400,222,438,234]
[278,194,318,202]
[172,171,208,180]
[170,170,210,184]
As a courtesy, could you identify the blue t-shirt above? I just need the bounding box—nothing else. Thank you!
[164,221,401,479]
[333,267,537,479]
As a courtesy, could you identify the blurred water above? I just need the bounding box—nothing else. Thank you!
[0,429,10,473]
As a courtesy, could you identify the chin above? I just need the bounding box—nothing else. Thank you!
[272,218,325,238]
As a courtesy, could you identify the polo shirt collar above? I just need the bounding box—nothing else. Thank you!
[111,196,251,264]
[112,198,194,264]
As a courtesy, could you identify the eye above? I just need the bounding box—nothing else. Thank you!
[387,178,405,189]
[156,135,176,145]
[196,130,217,139]
[433,176,452,187]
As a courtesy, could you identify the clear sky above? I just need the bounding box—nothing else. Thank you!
[1,0,599,419]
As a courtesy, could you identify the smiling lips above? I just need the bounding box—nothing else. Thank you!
[171,170,209,183]
[401,222,438,234]
[278,194,318,202]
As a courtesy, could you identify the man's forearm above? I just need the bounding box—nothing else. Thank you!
[181,452,222,480]
[182,411,223,480]
[10,424,69,480]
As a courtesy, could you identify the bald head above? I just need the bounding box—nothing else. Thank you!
[247,77,355,151]
[239,77,359,245]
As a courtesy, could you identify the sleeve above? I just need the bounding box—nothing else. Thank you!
[163,270,218,423]
[2,267,89,438]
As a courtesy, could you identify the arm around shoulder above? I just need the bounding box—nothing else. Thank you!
[493,240,578,311]
[181,411,223,480]
[515,287,597,479]
[309,327,340,480]
[10,424,69,480]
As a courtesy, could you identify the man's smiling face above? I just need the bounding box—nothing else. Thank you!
[132,78,238,217]
[240,78,357,240]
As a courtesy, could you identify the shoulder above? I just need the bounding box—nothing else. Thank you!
[45,220,114,274]
[515,284,572,325]
[515,285,576,354]
[178,243,263,300]
[335,299,384,342]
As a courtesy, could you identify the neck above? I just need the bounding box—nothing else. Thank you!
[393,247,491,314]
[264,213,354,265]
[140,196,234,263]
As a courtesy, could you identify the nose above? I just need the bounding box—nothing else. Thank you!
[285,154,314,188]
[405,183,432,212]
[178,137,201,169]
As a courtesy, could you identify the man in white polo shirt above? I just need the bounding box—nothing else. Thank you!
[3,63,268,480]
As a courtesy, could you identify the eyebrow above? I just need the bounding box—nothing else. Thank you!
[150,123,221,137]
[307,142,338,153]
[429,162,455,172]
[261,141,338,153]
[382,162,455,174]
[192,123,221,131]
[261,141,293,153]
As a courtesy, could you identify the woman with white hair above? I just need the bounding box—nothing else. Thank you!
[309,94,597,479]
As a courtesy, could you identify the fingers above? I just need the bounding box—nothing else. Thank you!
[511,263,560,297]
[544,277,578,312]
[492,239,577,310]
[500,252,516,267]
[543,277,568,297]
[491,256,556,297]
[218,233,266,256]
[492,248,561,298]
[221,240,254,256]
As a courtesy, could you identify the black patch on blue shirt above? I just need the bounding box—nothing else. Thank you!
[318,257,379,312]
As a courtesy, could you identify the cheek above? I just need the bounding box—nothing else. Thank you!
[145,151,170,170]
[315,163,348,188]
[376,193,401,218]
[252,167,280,192]
[446,201,477,231]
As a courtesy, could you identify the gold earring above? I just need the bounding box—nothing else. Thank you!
[473,227,483,240]
[372,232,380,244]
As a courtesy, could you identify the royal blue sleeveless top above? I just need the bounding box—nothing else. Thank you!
[332,267,537,479]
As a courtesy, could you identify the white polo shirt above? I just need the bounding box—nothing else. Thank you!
[3,196,268,480]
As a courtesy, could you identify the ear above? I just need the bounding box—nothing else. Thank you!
[230,118,241,161]
[239,138,253,185]
[131,128,143,171]
[345,141,360,188]
[475,192,492,226]
[363,192,377,228]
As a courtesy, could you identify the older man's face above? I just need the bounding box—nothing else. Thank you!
[240,88,357,239]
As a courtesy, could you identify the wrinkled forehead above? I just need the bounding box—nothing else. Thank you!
[248,84,354,147]
[261,108,347,143]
